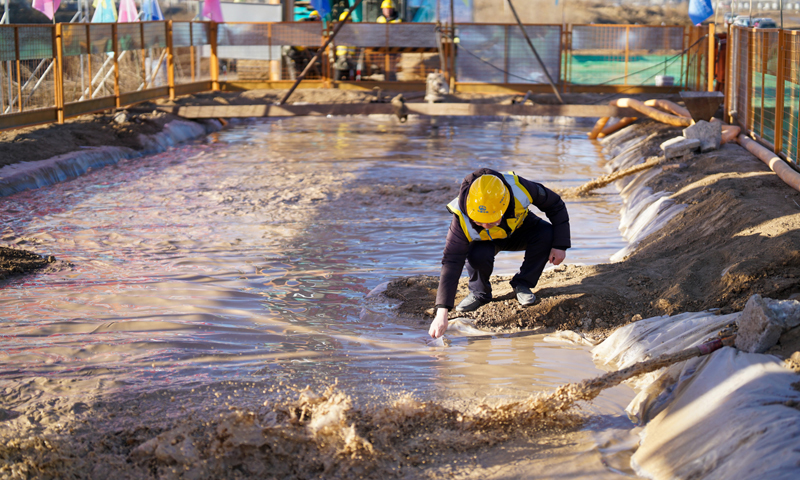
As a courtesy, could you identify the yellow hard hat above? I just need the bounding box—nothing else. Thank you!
[381,0,395,9]
[309,10,319,16]
[466,175,509,224]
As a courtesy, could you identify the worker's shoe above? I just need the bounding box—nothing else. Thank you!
[514,285,536,307]
[455,293,490,312]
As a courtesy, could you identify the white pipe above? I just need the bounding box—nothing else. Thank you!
[738,135,800,192]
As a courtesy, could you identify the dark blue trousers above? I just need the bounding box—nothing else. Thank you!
[466,216,554,301]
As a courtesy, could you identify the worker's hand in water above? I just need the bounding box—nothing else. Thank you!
[429,308,449,339]
[549,248,566,266]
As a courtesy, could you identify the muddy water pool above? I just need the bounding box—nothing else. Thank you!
[0,117,637,478]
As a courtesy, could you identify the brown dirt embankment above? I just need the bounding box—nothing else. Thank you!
[385,121,800,356]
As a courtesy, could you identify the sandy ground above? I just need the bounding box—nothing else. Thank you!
[384,121,800,360]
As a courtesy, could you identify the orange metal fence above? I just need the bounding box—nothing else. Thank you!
[566,24,686,87]
[726,25,800,168]
[0,24,59,130]
[0,20,709,133]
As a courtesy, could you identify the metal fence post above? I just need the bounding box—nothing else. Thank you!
[504,25,509,84]
[761,30,767,139]
[112,23,120,108]
[210,22,219,91]
[775,30,786,154]
[55,23,64,123]
[707,22,715,92]
[747,29,754,132]
[725,24,734,123]
[684,27,690,89]
[558,23,565,93]
[189,22,195,82]
[14,27,21,112]
[696,27,703,90]
[384,24,390,82]
[624,26,629,86]
[86,24,93,100]
[167,20,175,100]
[140,24,147,89]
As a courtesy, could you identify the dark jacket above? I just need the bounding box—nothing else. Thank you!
[435,168,571,309]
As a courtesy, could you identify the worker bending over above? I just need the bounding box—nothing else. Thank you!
[428,168,571,339]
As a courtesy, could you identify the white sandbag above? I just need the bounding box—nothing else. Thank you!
[593,311,739,423]
[593,311,737,371]
[631,348,800,480]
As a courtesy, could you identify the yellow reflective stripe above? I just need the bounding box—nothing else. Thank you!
[505,171,532,204]
[447,198,475,242]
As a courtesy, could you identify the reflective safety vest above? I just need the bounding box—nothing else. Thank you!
[335,45,357,57]
[377,16,402,23]
[446,172,533,242]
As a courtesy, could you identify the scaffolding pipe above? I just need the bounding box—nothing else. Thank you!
[279,0,365,105]
[504,0,564,104]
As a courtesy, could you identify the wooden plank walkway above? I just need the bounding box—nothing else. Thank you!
[148,103,637,119]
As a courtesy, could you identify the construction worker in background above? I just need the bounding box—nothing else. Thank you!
[428,168,571,339]
[377,0,401,23]
[334,11,358,80]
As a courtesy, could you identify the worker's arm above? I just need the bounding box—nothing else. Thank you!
[518,177,571,250]
[434,216,470,310]
[429,216,470,339]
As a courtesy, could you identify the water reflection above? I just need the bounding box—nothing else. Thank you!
[0,117,626,400]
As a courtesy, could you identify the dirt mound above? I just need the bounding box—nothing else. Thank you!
[0,246,52,281]
[385,122,800,349]
[0,111,186,169]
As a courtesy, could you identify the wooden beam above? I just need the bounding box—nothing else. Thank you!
[0,108,59,131]
[455,83,680,94]
[147,103,639,119]
[63,96,116,119]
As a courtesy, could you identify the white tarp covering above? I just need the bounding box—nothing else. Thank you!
[593,311,800,479]
[600,130,687,263]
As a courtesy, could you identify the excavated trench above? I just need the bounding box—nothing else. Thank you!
[0,115,677,478]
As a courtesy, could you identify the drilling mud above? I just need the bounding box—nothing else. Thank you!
[1,117,638,478]
[0,339,698,479]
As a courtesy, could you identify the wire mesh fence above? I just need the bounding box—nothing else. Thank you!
[172,22,212,86]
[455,24,560,84]
[569,25,685,87]
[333,23,439,82]
[685,25,709,92]
[0,25,56,115]
[0,20,713,132]
[216,22,323,82]
[727,25,800,168]
[781,31,800,162]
